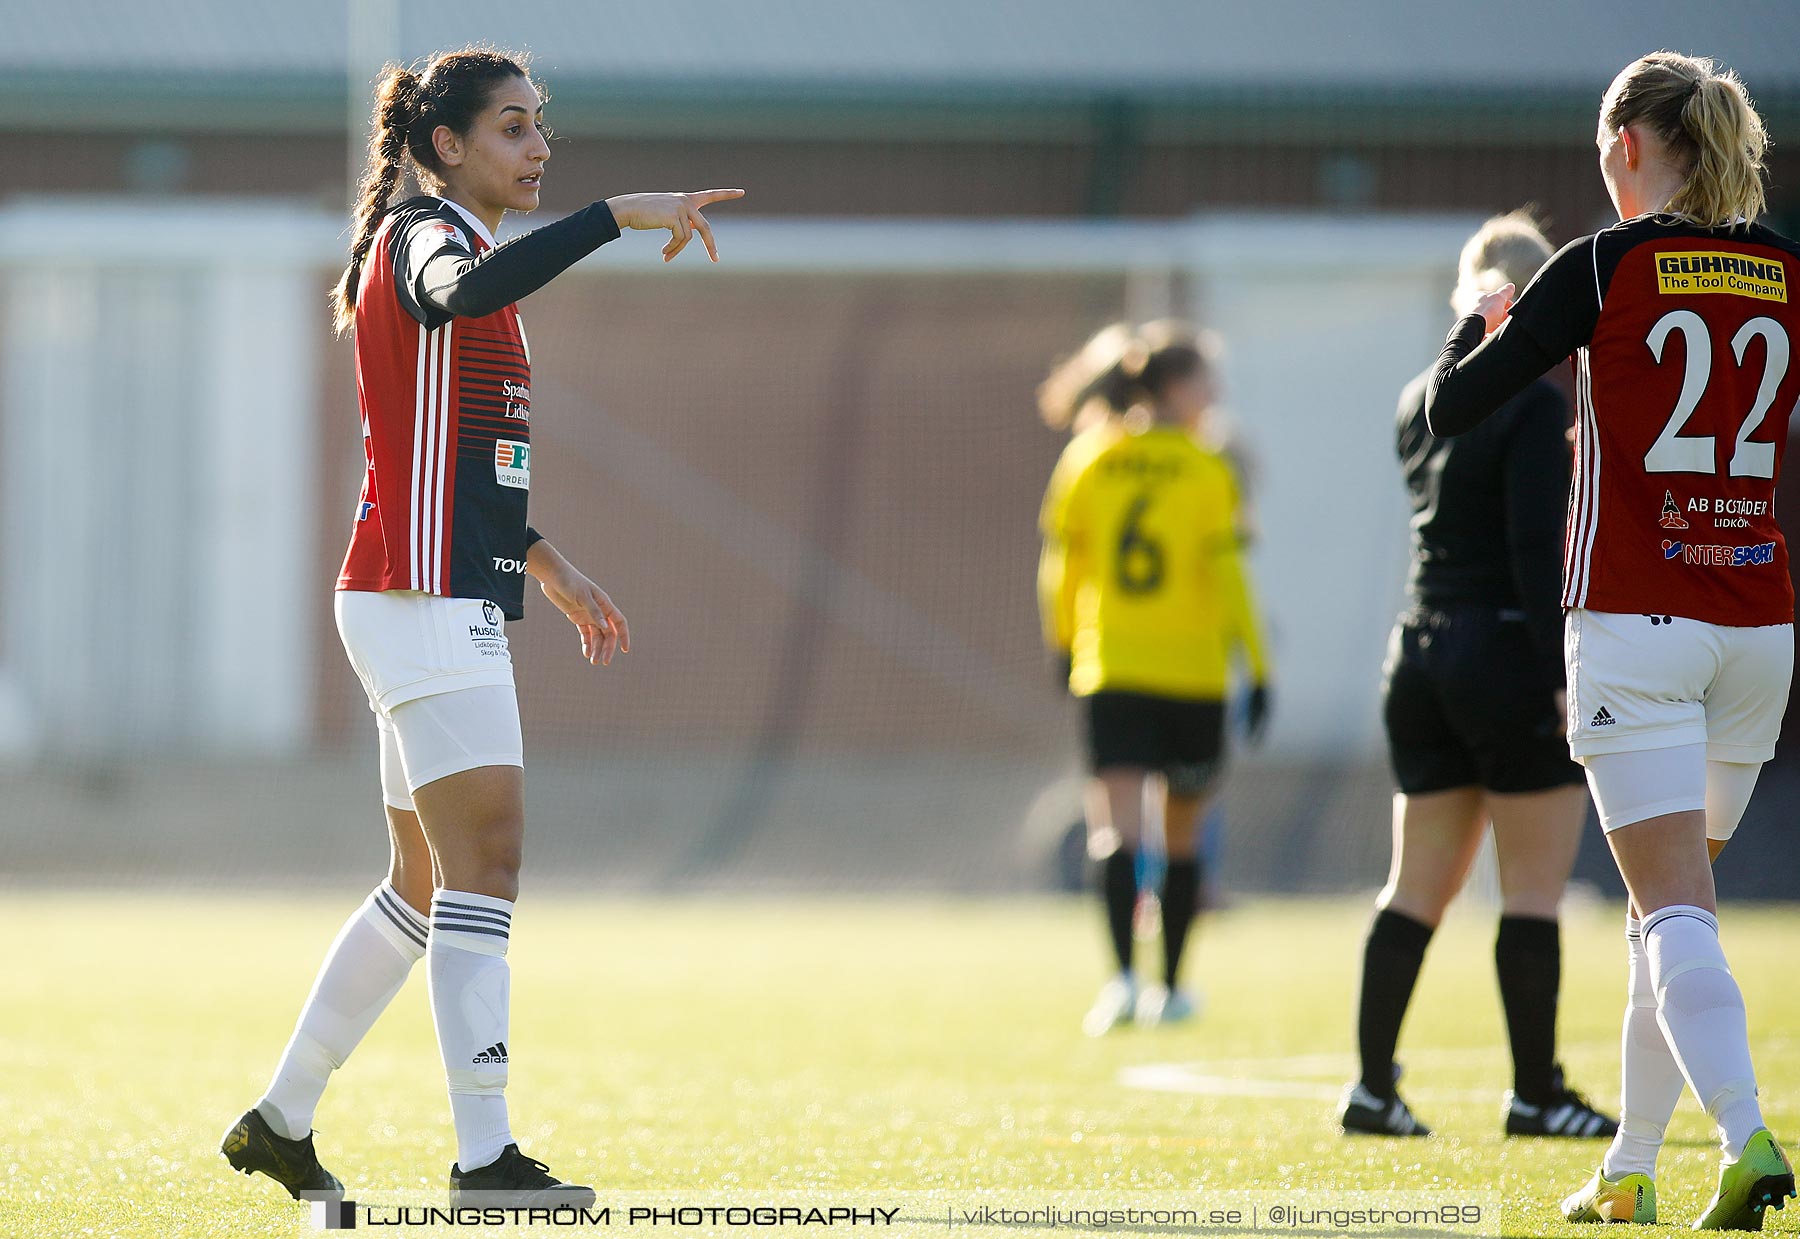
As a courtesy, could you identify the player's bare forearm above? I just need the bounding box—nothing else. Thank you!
[524,534,569,581]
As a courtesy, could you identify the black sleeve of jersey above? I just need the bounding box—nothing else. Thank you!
[1424,237,1598,438]
[1500,384,1572,682]
[1506,235,1601,361]
[525,525,544,550]
[1423,315,1559,437]
[389,203,471,328]
[419,201,621,321]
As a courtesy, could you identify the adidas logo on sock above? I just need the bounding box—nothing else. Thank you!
[472,1042,508,1065]
[1590,707,1616,727]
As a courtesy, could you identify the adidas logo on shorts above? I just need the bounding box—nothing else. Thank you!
[473,1042,508,1065]
[1590,707,1617,728]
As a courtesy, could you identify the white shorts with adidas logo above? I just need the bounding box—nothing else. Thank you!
[1565,608,1792,764]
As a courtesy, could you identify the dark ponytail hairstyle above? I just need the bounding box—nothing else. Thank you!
[332,47,540,335]
[1037,320,1215,431]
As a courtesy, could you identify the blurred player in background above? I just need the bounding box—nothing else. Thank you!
[1426,52,1797,1230]
[1037,322,1271,1036]
[220,47,740,1207]
[1340,211,1617,1142]
[1039,329,1260,923]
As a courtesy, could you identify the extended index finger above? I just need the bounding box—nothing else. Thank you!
[687,189,745,207]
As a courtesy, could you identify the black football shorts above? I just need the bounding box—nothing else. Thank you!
[1382,605,1583,795]
[1085,690,1227,797]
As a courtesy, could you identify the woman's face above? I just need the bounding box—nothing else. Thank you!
[432,75,551,219]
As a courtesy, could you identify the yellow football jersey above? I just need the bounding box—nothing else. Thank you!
[1039,422,1268,700]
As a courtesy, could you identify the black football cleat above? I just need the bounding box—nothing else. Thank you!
[220,1107,344,1201]
[1504,1067,1619,1138]
[449,1144,596,1208]
[1338,1080,1432,1136]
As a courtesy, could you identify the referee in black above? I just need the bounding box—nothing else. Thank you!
[1338,211,1618,1140]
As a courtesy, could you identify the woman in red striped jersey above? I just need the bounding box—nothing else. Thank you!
[221,47,741,1207]
[1425,52,1796,1229]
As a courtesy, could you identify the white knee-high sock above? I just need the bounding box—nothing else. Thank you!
[1642,905,1764,1161]
[429,889,515,1171]
[1602,915,1688,1180]
[258,882,429,1139]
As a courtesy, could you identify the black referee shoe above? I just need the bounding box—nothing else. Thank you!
[1338,1080,1432,1136]
[1504,1067,1619,1138]
[449,1144,596,1208]
[220,1107,344,1201]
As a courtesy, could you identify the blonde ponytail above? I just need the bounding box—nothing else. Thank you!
[1670,72,1768,227]
[1603,51,1770,228]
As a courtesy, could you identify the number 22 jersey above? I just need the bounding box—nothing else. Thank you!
[337,196,537,619]
[1503,214,1800,627]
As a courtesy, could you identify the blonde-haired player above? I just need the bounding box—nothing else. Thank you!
[1341,210,1614,1141]
[1426,52,1798,1229]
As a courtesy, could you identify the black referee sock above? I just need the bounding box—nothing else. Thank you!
[1161,859,1201,987]
[1356,908,1435,1099]
[1495,914,1562,1103]
[1098,848,1137,976]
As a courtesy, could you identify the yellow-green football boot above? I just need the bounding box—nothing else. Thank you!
[1560,1166,1656,1224]
[1694,1128,1795,1231]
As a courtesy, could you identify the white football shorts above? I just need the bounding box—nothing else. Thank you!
[336,590,524,808]
[1564,608,1792,764]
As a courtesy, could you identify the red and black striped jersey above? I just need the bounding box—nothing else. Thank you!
[1503,215,1800,627]
[337,197,537,619]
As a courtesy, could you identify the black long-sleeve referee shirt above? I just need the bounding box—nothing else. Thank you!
[1395,365,1572,688]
